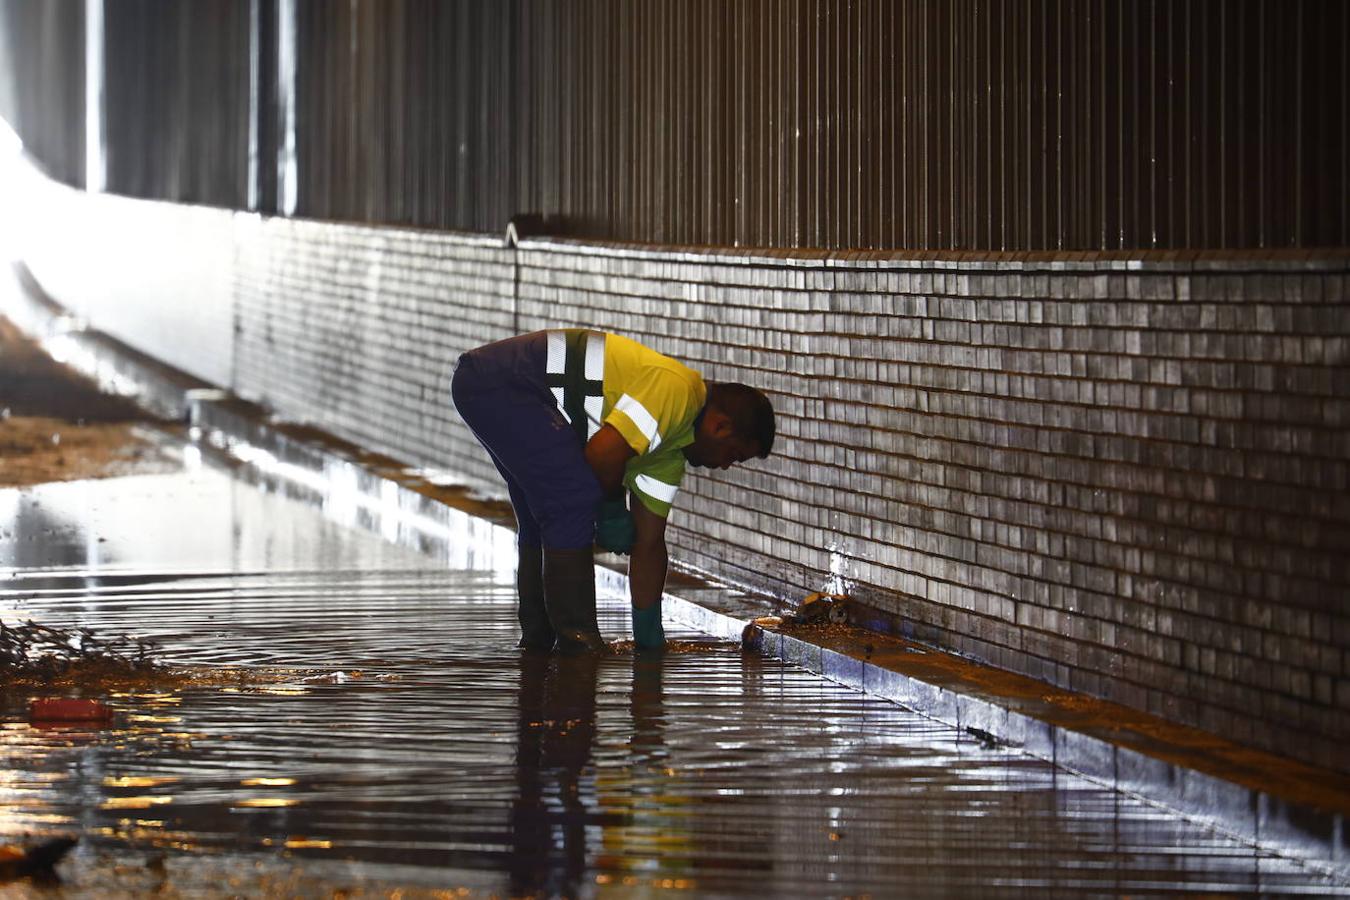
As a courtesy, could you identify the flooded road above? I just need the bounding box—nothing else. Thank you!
[1,452,1343,896]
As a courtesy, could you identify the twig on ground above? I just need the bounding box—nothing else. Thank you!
[0,619,163,681]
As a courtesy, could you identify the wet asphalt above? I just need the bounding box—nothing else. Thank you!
[1,448,1346,897]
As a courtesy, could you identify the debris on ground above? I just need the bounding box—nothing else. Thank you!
[0,619,164,685]
[0,621,404,692]
[0,415,176,486]
[790,592,851,625]
[0,836,78,883]
[0,314,177,487]
[28,697,115,722]
[607,638,730,655]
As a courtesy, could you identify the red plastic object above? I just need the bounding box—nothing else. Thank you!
[28,698,114,722]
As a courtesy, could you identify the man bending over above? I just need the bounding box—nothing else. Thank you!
[451,329,775,653]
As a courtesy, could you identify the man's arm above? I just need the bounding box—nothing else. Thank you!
[584,424,636,496]
[628,495,668,610]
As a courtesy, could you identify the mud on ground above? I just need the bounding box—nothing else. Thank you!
[0,316,179,487]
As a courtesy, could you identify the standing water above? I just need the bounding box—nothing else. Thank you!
[0,454,1343,896]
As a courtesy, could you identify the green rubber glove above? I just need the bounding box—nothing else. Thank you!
[632,601,665,651]
[595,496,635,554]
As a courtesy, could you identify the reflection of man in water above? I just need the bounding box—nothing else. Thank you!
[628,654,666,765]
[509,653,673,895]
[452,330,774,654]
[509,653,599,897]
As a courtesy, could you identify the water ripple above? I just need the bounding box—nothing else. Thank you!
[0,468,1342,895]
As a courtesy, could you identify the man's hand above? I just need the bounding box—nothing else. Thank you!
[584,424,636,496]
[596,496,635,554]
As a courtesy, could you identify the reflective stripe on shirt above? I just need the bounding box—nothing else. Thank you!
[545,330,605,439]
[550,386,569,424]
[615,393,661,451]
[634,473,678,504]
[546,331,566,376]
[584,332,605,380]
[584,395,603,433]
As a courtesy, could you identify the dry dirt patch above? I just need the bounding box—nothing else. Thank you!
[0,316,178,487]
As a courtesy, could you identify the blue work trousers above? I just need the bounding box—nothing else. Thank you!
[451,332,602,550]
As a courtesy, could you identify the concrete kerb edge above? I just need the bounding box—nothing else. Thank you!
[748,623,1347,878]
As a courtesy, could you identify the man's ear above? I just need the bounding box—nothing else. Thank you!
[709,409,737,439]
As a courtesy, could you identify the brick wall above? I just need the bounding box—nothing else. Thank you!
[230,215,515,486]
[524,245,1349,774]
[16,172,1350,774]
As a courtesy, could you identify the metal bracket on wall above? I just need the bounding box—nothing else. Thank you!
[504,214,560,335]
[504,214,555,249]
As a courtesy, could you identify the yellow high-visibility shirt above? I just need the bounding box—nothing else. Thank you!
[602,333,705,518]
[546,330,704,518]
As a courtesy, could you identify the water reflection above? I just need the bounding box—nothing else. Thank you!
[510,651,598,898]
[628,653,667,765]
[1,464,1344,894]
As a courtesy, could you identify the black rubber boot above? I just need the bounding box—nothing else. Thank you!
[516,543,555,651]
[543,547,607,654]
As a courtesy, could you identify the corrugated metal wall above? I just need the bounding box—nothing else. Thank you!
[102,0,252,208]
[0,0,85,188]
[291,0,517,228]
[2,0,1347,250]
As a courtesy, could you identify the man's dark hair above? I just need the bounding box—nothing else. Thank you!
[707,382,776,458]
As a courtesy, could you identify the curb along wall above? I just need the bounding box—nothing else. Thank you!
[17,172,1350,776]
